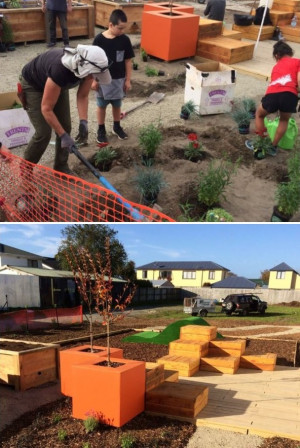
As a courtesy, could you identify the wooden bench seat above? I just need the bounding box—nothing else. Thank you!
[169,339,209,358]
[196,37,255,64]
[157,354,200,377]
[232,24,274,41]
[146,381,209,418]
[180,325,217,342]
[208,339,246,357]
[200,356,240,374]
[240,353,277,371]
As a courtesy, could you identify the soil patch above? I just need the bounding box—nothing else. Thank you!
[0,341,46,351]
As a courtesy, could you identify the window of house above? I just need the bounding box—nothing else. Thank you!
[209,271,215,279]
[159,270,172,280]
[142,270,148,279]
[182,271,196,279]
[28,259,38,268]
[276,271,285,279]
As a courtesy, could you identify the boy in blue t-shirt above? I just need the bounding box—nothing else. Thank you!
[92,9,135,144]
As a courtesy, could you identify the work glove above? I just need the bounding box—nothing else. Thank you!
[75,119,88,146]
[60,133,76,153]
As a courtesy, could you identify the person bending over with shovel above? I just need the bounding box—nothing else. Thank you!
[19,44,111,174]
[246,41,300,157]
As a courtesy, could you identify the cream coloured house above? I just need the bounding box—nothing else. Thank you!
[269,262,300,290]
[136,261,229,288]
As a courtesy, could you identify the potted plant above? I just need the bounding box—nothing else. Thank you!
[205,208,234,222]
[59,244,124,397]
[134,166,167,206]
[132,59,139,70]
[140,47,148,62]
[184,132,204,162]
[138,122,163,165]
[271,150,300,221]
[241,97,256,119]
[271,180,300,222]
[231,106,252,134]
[145,66,165,77]
[93,146,117,172]
[250,135,275,160]
[0,15,15,51]
[69,240,145,428]
[180,100,197,120]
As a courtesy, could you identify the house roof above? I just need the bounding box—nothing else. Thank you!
[136,261,229,271]
[152,280,174,287]
[0,266,126,281]
[0,243,43,260]
[211,276,256,289]
[270,262,299,273]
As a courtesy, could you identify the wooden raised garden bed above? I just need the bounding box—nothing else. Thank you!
[93,0,144,33]
[0,3,94,43]
[0,338,60,391]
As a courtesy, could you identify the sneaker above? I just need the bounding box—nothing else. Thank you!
[245,140,254,151]
[47,42,56,48]
[112,125,128,140]
[268,145,277,157]
[97,128,108,145]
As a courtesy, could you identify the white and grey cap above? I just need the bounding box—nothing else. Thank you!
[61,44,112,84]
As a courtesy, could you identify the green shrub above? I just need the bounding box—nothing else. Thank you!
[134,167,167,200]
[57,429,67,441]
[145,66,159,77]
[83,416,99,434]
[119,434,136,448]
[94,147,117,170]
[138,123,162,158]
[197,159,239,207]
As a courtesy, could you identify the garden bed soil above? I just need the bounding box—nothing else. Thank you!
[0,320,299,448]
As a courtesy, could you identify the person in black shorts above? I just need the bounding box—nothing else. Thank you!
[246,41,300,155]
[92,9,135,145]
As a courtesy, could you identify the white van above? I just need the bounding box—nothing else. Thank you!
[183,296,216,317]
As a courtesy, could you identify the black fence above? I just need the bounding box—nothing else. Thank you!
[132,287,185,307]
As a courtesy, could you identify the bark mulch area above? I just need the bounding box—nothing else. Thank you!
[1,322,299,448]
[0,398,195,448]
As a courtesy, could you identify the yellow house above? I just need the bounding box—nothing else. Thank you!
[136,261,229,288]
[269,262,300,290]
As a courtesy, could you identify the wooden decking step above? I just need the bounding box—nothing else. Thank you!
[180,325,217,342]
[240,353,277,371]
[280,24,300,42]
[200,356,240,374]
[208,339,246,357]
[146,362,179,385]
[273,0,300,13]
[196,37,255,64]
[145,381,209,418]
[198,17,223,38]
[146,363,165,392]
[169,339,209,358]
[232,24,274,41]
[157,354,200,377]
[269,10,293,26]
[222,28,243,40]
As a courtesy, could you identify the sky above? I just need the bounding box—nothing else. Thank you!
[0,223,299,278]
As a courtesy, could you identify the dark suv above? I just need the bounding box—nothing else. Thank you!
[221,294,267,316]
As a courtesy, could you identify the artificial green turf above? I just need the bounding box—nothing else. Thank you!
[122,317,223,344]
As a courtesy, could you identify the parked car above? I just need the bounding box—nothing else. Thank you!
[183,297,216,317]
[221,293,267,316]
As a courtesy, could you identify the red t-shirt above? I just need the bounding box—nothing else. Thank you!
[266,56,300,95]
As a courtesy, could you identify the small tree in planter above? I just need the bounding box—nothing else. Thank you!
[66,240,136,363]
[138,122,163,165]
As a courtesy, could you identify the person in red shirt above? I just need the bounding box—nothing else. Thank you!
[246,41,300,154]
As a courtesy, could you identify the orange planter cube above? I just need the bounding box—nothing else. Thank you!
[72,358,146,427]
[59,345,123,397]
[144,2,194,13]
[141,10,199,61]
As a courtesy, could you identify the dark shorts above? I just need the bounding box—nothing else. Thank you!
[261,92,298,114]
[96,97,122,108]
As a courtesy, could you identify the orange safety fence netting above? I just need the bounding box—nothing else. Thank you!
[0,149,174,222]
[0,305,83,332]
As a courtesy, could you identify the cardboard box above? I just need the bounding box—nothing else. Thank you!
[0,92,34,148]
[184,61,236,115]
